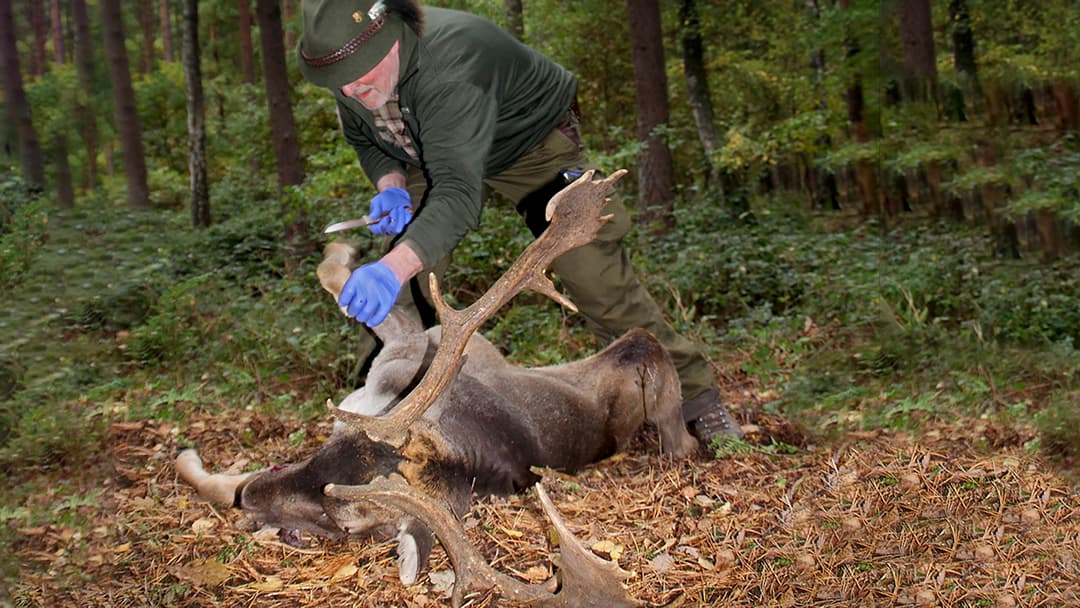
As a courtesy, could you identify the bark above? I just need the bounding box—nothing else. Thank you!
[281,0,295,50]
[256,0,310,258]
[238,0,256,84]
[182,0,210,227]
[839,0,877,217]
[159,0,173,61]
[1052,80,1079,132]
[139,0,154,72]
[947,0,978,120]
[51,134,75,208]
[975,144,1019,259]
[898,0,938,104]
[806,0,838,210]
[504,0,524,41]
[49,9,75,207]
[29,0,47,75]
[679,0,720,188]
[0,0,46,189]
[625,0,675,234]
[72,0,98,190]
[50,0,64,63]
[100,0,151,208]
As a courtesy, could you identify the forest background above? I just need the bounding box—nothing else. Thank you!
[0,0,1078,606]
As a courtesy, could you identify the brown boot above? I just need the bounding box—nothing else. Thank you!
[682,386,744,445]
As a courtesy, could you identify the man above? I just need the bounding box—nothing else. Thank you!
[297,0,742,447]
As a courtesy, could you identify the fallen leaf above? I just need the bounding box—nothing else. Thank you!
[114,543,131,554]
[591,540,624,560]
[330,563,358,582]
[169,558,231,587]
[191,518,216,534]
[428,570,455,594]
[248,576,284,592]
[648,552,674,573]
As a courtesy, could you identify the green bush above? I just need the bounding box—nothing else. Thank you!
[0,178,48,286]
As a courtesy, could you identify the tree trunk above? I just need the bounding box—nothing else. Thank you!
[50,0,64,63]
[625,0,675,234]
[51,134,75,208]
[898,0,938,105]
[182,0,210,227]
[839,0,877,217]
[1052,80,1079,132]
[100,0,151,208]
[49,11,75,208]
[159,0,173,62]
[975,143,1019,259]
[679,0,720,188]
[238,0,256,84]
[29,0,47,75]
[256,0,309,259]
[72,0,98,191]
[947,0,978,120]
[281,0,295,50]
[138,0,155,73]
[0,0,46,190]
[504,0,524,41]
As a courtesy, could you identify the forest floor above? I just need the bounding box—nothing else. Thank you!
[4,207,1078,607]
[9,387,1078,607]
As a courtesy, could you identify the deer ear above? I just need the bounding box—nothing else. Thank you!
[395,516,435,586]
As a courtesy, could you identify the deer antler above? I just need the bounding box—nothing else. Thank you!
[325,475,641,608]
[321,170,626,447]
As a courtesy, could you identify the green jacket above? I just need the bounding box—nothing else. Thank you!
[333,8,578,268]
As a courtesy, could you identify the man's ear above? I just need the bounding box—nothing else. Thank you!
[394,516,435,586]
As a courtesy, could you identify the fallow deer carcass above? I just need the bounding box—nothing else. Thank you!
[175,170,697,606]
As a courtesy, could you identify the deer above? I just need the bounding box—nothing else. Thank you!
[174,170,698,607]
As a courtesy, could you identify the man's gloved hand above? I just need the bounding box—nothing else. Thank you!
[368,187,413,236]
[338,261,401,327]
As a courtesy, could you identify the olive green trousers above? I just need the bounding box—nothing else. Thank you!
[391,127,715,407]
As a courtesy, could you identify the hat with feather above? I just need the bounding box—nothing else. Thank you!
[298,0,424,89]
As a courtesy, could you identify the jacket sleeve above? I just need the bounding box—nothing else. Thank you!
[398,81,495,269]
[336,102,407,187]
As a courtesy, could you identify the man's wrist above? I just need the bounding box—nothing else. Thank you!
[376,172,407,192]
[381,242,423,284]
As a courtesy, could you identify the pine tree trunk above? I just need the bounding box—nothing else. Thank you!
[256,0,309,259]
[281,0,295,50]
[100,0,151,208]
[504,0,524,41]
[898,0,938,105]
[159,0,173,62]
[139,0,155,73]
[52,134,75,208]
[29,0,47,76]
[0,0,46,190]
[679,0,720,188]
[839,0,877,217]
[182,0,209,227]
[49,12,75,208]
[626,0,675,234]
[50,0,64,63]
[72,0,98,191]
[238,0,256,84]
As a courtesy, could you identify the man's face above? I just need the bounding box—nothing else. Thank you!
[341,41,401,110]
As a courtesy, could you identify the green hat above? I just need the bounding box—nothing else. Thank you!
[298,0,424,90]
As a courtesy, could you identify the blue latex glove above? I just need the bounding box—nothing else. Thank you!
[368,187,413,236]
[338,261,401,327]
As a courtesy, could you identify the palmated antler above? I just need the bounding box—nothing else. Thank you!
[319,170,626,447]
[325,475,640,608]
